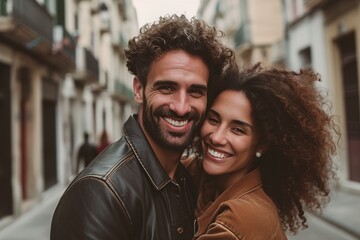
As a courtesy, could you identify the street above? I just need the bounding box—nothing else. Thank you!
[287,213,358,240]
[0,187,62,240]
[0,187,357,240]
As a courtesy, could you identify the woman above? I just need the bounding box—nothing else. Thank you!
[186,63,339,239]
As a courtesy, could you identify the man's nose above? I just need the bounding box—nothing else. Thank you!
[169,92,191,116]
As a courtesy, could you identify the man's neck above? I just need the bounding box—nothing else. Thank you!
[150,143,182,180]
[136,114,183,179]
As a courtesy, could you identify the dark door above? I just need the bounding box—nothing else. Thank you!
[42,80,58,189]
[0,62,13,218]
[337,31,360,182]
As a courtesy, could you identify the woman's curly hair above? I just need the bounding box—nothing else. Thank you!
[124,14,235,92]
[212,63,339,234]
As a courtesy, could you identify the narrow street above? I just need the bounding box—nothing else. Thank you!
[287,213,358,240]
[0,187,358,240]
[0,187,63,240]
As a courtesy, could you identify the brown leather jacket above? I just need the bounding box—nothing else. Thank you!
[51,115,196,240]
[193,168,287,240]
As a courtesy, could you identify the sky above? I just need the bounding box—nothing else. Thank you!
[132,0,201,28]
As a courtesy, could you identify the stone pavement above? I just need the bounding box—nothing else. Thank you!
[288,212,358,240]
[288,188,360,240]
[0,186,359,240]
[0,186,64,240]
[318,188,360,239]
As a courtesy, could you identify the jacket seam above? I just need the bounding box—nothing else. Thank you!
[123,132,169,190]
[64,176,133,226]
[103,152,133,180]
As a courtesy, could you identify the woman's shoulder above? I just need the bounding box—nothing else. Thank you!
[224,187,279,217]
[214,195,285,239]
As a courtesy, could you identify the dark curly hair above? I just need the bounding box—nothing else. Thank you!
[213,63,340,234]
[124,14,234,92]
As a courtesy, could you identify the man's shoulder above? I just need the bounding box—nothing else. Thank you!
[78,137,138,179]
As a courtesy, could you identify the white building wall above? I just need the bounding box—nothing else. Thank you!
[288,12,328,84]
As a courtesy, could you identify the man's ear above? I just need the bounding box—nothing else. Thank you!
[133,77,143,104]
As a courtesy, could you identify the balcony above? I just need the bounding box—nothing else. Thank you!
[112,31,127,53]
[270,40,286,64]
[0,0,53,56]
[114,0,127,20]
[50,25,76,72]
[114,80,133,102]
[73,47,99,85]
[303,0,329,10]
[234,23,251,48]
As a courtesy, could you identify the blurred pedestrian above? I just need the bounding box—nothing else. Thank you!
[96,130,110,154]
[76,132,97,174]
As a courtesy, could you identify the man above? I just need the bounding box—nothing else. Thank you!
[75,132,97,173]
[51,15,234,240]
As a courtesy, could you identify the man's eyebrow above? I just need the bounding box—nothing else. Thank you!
[208,109,254,130]
[153,81,207,90]
[153,80,177,87]
[190,84,207,91]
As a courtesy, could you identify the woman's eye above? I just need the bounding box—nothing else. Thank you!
[232,127,245,135]
[207,116,219,125]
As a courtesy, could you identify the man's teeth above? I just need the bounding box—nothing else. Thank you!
[208,148,226,159]
[164,117,188,127]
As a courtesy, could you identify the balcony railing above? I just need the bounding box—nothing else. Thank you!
[51,25,77,72]
[303,0,328,10]
[85,48,99,79]
[74,47,99,84]
[115,80,133,101]
[234,23,250,47]
[0,0,53,55]
[114,0,127,20]
[3,0,53,43]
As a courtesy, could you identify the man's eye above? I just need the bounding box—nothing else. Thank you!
[189,88,206,98]
[158,86,175,93]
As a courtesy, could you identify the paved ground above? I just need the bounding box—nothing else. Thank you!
[0,186,359,240]
[0,187,63,240]
[287,213,358,240]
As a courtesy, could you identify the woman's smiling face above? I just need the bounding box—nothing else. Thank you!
[200,90,261,188]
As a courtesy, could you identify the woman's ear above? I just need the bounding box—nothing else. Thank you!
[256,143,269,156]
[133,77,143,104]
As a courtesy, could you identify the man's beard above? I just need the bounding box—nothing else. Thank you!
[142,96,203,152]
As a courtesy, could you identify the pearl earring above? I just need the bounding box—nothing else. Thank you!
[256,152,262,158]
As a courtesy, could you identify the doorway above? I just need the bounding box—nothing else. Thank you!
[0,62,13,218]
[42,79,58,189]
[337,31,360,182]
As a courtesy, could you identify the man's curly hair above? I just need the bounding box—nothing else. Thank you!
[124,14,235,91]
[214,63,340,234]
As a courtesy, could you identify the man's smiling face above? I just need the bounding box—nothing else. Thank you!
[134,49,209,152]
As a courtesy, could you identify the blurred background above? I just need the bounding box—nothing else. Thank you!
[0,0,359,239]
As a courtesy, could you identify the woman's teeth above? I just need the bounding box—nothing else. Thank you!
[208,148,226,159]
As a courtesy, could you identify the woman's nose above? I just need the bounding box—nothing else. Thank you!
[209,130,227,145]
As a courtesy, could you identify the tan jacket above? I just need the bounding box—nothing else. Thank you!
[194,168,287,240]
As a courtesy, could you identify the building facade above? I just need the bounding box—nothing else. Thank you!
[197,0,284,67]
[284,0,360,192]
[198,0,360,193]
[0,0,138,226]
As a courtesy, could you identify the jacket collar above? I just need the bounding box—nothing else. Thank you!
[195,168,263,237]
[123,114,174,190]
